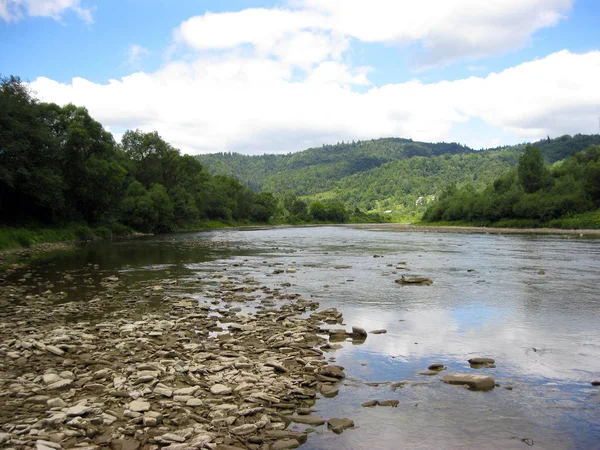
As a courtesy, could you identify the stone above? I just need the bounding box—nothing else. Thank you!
[351,326,367,337]
[0,433,12,445]
[320,385,339,397]
[441,374,496,391]
[128,400,151,412]
[327,418,354,434]
[428,363,445,370]
[319,365,345,379]
[271,439,300,450]
[210,384,232,395]
[291,415,326,426]
[468,357,495,365]
[43,373,62,385]
[66,404,92,416]
[592,381,600,386]
[47,379,73,390]
[36,440,61,450]
[110,439,140,450]
[265,430,307,444]
[230,424,257,435]
[419,370,441,376]
[361,400,379,407]
[160,433,186,443]
[378,400,399,407]
[153,386,173,397]
[395,276,433,286]
[46,345,65,356]
[369,329,387,334]
[173,386,198,396]
[186,398,203,407]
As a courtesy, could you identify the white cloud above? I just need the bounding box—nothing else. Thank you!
[125,44,150,69]
[29,50,600,155]
[0,0,93,23]
[175,0,572,69]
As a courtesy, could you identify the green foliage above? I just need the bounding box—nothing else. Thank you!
[422,145,600,227]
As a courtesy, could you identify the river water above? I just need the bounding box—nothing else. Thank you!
[12,226,600,449]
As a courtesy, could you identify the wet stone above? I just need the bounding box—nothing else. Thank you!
[327,418,354,434]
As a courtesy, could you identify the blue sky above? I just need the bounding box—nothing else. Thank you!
[1,0,599,154]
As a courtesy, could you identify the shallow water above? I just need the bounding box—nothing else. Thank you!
[12,226,600,449]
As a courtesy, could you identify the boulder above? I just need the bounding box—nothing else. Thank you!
[351,326,367,337]
[361,400,379,407]
[441,374,495,391]
[428,363,445,371]
[327,418,354,434]
[468,357,495,364]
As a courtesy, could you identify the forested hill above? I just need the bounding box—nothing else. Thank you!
[198,138,474,192]
[198,134,600,218]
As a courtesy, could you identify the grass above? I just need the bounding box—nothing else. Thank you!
[0,223,137,251]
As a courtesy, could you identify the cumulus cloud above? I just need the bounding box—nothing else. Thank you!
[30,50,600,155]
[0,0,93,23]
[176,0,572,69]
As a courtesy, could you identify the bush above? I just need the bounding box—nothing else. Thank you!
[94,226,113,239]
[74,225,94,242]
[109,222,133,236]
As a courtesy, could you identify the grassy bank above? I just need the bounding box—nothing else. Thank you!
[417,209,600,230]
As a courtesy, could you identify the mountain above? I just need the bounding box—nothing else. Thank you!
[198,134,600,218]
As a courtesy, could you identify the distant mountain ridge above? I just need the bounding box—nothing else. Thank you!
[197,134,600,217]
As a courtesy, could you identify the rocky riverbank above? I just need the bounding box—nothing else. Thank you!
[0,270,359,450]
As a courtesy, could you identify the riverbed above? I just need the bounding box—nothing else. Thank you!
[2,226,600,449]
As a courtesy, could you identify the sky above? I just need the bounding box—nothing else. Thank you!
[1,0,599,155]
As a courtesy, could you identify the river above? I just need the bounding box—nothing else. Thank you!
[9,226,600,449]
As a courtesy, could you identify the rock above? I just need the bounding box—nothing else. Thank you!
[110,439,140,450]
[441,374,496,391]
[428,363,445,370]
[291,415,327,426]
[47,397,67,408]
[419,370,441,376]
[361,400,379,407]
[592,381,600,386]
[351,326,367,337]
[271,439,300,450]
[43,373,62,385]
[153,386,173,397]
[265,430,307,444]
[370,329,387,334]
[230,423,257,435]
[47,379,73,390]
[128,400,150,412]
[378,400,399,407]
[160,433,186,443]
[468,357,495,364]
[327,418,354,434]
[319,365,345,379]
[395,276,433,286]
[0,433,12,445]
[319,385,339,397]
[66,404,92,416]
[265,361,288,373]
[46,345,65,356]
[210,384,232,395]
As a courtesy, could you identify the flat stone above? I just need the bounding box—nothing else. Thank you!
[110,439,140,450]
[46,345,65,356]
[153,386,173,397]
[361,400,379,407]
[441,374,495,391]
[319,365,345,379]
[160,433,186,443]
[369,329,387,334]
[291,415,326,426]
[35,440,61,449]
[186,398,203,407]
[210,384,232,395]
[66,404,92,416]
[265,430,307,444]
[271,439,300,450]
[319,384,339,397]
[468,357,495,364]
[173,386,198,396]
[378,400,399,407]
[327,417,354,434]
[419,370,441,376]
[395,276,432,286]
[47,379,73,390]
[43,373,62,385]
[128,400,151,412]
[230,423,257,435]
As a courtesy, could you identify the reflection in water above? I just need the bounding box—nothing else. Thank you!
[11,226,600,449]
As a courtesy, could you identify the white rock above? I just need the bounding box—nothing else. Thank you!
[43,373,62,385]
[66,404,91,416]
[210,384,232,395]
[46,345,65,356]
[47,398,67,408]
[128,400,151,412]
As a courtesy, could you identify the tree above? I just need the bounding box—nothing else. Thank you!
[518,145,552,193]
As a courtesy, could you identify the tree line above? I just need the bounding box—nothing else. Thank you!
[422,145,600,225]
[0,76,380,238]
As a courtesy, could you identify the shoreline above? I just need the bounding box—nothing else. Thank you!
[346,223,600,236]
